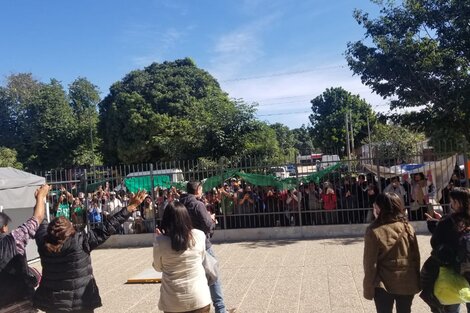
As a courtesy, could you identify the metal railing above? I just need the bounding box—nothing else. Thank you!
[34,142,469,232]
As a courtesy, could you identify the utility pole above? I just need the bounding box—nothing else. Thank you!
[349,110,355,151]
[367,115,372,160]
[345,113,351,160]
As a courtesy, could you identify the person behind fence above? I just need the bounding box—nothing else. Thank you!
[363,192,421,313]
[153,201,212,313]
[143,195,156,233]
[410,172,431,221]
[55,187,73,219]
[420,187,470,313]
[179,181,236,313]
[0,184,50,313]
[384,177,406,207]
[321,183,337,225]
[33,190,147,313]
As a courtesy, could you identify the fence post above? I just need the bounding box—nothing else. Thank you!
[296,154,303,227]
[219,158,227,230]
[150,163,156,231]
[84,169,89,229]
[464,143,469,188]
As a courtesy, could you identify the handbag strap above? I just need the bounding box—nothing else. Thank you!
[379,228,406,261]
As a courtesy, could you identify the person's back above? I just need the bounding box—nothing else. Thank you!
[154,229,211,312]
[363,192,421,313]
[153,201,211,313]
[34,225,101,312]
[0,184,50,312]
[34,191,146,313]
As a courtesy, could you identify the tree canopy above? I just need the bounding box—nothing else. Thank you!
[99,58,258,164]
[346,0,470,144]
[0,73,100,170]
[367,123,426,165]
[309,87,375,155]
[0,147,23,169]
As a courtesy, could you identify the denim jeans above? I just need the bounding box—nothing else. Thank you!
[206,246,226,313]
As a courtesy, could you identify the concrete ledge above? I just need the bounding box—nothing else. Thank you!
[98,221,429,249]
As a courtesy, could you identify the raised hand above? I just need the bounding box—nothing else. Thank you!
[35,184,51,200]
[127,190,148,212]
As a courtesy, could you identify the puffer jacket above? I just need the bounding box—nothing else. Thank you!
[363,220,421,300]
[0,233,36,307]
[34,207,131,312]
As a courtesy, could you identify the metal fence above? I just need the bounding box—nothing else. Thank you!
[34,144,469,233]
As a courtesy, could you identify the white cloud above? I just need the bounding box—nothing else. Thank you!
[209,13,280,79]
[122,25,188,67]
[218,62,389,128]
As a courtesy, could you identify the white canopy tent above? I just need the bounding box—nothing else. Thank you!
[0,167,46,260]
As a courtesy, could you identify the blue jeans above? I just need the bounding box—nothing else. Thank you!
[207,246,226,313]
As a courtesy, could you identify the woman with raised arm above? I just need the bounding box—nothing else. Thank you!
[153,201,212,313]
[33,190,147,313]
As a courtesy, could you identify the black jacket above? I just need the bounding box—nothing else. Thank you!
[179,194,214,249]
[34,207,131,312]
[0,233,37,307]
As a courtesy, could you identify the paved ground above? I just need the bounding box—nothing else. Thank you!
[33,235,451,313]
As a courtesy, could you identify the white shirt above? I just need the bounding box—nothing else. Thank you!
[153,229,211,312]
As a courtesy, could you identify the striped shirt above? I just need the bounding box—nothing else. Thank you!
[10,217,39,256]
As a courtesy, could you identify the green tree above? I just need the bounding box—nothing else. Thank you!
[68,77,101,166]
[99,58,257,164]
[346,0,470,145]
[292,125,315,155]
[309,87,375,155]
[18,79,77,169]
[0,147,23,169]
[270,123,297,159]
[367,123,426,165]
[242,121,284,164]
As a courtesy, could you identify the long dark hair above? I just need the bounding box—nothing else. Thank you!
[374,192,414,235]
[160,201,195,251]
[44,216,76,253]
[449,187,470,232]
[375,192,406,223]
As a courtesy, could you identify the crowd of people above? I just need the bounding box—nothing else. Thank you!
[2,175,470,312]
[0,182,236,313]
[41,166,468,233]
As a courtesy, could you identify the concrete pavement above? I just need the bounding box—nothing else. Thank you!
[33,235,450,312]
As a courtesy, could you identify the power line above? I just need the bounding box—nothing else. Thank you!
[256,111,311,117]
[220,65,344,83]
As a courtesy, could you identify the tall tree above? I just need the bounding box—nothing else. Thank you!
[68,77,101,166]
[242,121,284,164]
[367,123,426,165]
[292,125,315,155]
[0,147,23,169]
[270,123,297,159]
[309,87,375,155]
[99,58,257,164]
[346,0,470,144]
[18,79,77,169]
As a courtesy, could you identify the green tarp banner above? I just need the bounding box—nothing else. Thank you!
[300,162,342,184]
[201,163,341,192]
[125,176,171,193]
[123,163,342,193]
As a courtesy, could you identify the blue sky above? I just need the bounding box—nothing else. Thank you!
[0,0,388,128]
